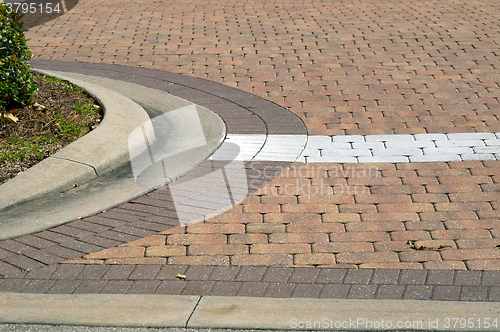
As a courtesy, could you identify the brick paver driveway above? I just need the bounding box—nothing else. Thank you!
[1,0,500,301]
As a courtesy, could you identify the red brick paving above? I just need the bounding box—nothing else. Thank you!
[8,0,500,272]
[25,0,500,135]
[66,162,500,270]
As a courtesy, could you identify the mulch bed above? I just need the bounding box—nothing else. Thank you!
[0,73,102,185]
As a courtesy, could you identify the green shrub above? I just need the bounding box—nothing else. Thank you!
[0,4,37,113]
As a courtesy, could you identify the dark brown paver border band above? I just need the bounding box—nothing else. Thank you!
[0,60,498,302]
[1,264,499,302]
[30,59,308,136]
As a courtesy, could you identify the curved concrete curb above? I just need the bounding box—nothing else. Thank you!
[1,293,498,331]
[0,70,226,240]
[0,71,150,210]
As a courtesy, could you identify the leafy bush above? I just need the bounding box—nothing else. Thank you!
[0,4,37,113]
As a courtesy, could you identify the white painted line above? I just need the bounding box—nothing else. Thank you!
[224,133,500,163]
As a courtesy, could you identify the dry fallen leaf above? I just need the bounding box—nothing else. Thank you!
[176,274,187,280]
[495,243,500,248]
[0,113,19,124]
[407,240,452,251]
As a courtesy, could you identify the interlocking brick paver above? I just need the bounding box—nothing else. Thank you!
[432,286,462,301]
[210,281,241,296]
[424,261,468,270]
[263,283,294,298]
[102,265,134,280]
[399,251,442,263]
[376,285,406,300]
[84,247,145,260]
[168,255,228,266]
[237,282,268,297]
[371,270,400,285]
[0,261,24,278]
[360,262,423,269]
[288,268,320,284]
[154,280,187,295]
[155,265,188,281]
[32,159,500,272]
[454,270,482,286]
[316,269,347,284]
[233,254,293,267]
[292,284,323,298]
[466,259,500,271]
[348,285,378,299]
[337,252,399,265]
[208,266,241,282]
[461,286,489,301]
[2,0,500,303]
[426,270,455,286]
[20,279,56,294]
[128,265,162,280]
[100,280,133,294]
[319,284,351,299]
[399,270,427,285]
[2,254,45,271]
[0,279,29,292]
[46,280,81,294]
[481,271,500,287]
[105,257,166,265]
[488,287,500,302]
[75,265,109,280]
[344,269,373,285]
[73,280,107,294]
[403,285,433,300]
[313,242,373,254]
[23,266,57,280]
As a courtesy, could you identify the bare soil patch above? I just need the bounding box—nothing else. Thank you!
[0,73,102,185]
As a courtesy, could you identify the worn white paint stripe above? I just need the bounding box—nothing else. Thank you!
[225,133,500,163]
[225,134,308,162]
